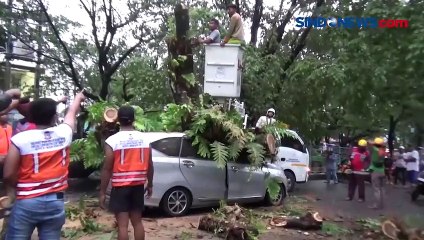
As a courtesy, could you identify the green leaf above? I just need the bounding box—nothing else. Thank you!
[246,142,265,167]
[210,141,229,168]
[228,141,242,161]
[177,55,187,62]
[197,137,211,159]
[265,176,281,201]
[170,59,179,68]
[181,73,196,86]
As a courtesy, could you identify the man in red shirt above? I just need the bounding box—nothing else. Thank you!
[346,139,370,202]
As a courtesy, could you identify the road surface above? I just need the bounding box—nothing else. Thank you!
[292,179,424,223]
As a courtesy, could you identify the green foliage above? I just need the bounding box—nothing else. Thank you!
[70,102,163,168]
[70,132,104,168]
[210,141,229,168]
[161,103,193,132]
[265,176,281,200]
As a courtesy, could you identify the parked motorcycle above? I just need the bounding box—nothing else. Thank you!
[411,171,424,201]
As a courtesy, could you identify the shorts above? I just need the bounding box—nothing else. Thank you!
[109,185,144,213]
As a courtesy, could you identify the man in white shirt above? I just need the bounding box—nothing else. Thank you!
[405,145,420,186]
[255,108,276,130]
[393,146,407,186]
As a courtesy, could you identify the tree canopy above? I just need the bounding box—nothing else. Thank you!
[1,0,423,148]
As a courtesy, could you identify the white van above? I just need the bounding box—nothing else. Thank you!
[274,130,310,192]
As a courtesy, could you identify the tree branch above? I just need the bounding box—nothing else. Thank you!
[283,0,324,71]
[250,0,263,46]
[264,0,297,55]
[37,0,81,89]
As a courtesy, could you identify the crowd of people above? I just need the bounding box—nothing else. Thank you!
[324,138,422,210]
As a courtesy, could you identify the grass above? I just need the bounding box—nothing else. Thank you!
[322,222,352,236]
[357,218,381,230]
[179,231,193,240]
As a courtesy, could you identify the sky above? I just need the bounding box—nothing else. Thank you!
[45,0,289,44]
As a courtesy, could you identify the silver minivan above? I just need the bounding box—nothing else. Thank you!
[142,132,288,217]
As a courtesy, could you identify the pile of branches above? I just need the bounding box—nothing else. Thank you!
[198,204,263,240]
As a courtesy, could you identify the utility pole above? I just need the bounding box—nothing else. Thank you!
[5,0,13,89]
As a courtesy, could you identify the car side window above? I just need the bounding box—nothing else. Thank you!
[180,138,211,160]
[151,137,182,157]
[281,136,305,153]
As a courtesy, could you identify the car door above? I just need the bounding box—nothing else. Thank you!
[179,137,226,202]
[227,151,267,201]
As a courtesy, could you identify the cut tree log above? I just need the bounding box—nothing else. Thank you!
[270,212,323,230]
[381,218,424,240]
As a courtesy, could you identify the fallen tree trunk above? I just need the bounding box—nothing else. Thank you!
[270,212,323,230]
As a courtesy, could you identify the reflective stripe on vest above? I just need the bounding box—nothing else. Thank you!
[16,175,68,196]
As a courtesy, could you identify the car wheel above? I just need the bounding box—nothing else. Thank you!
[284,170,296,192]
[264,183,286,206]
[161,187,192,217]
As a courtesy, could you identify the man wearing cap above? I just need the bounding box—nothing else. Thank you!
[100,106,154,240]
[367,137,386,209]
[346,139,369,202]
[220,3,245,46]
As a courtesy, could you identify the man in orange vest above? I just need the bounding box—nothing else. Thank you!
[0,115,12,163]
[3,92,85,239]
[99,105,154,240]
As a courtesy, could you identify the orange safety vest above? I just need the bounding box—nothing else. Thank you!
[105,131,150,187]
[12,124,73,199]
[0,125,12,155]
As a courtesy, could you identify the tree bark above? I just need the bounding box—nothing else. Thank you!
[167,4,200,106]
[250,0,263,46]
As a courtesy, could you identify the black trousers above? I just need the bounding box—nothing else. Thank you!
[348,173,366,200]
[393,167,406,185]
